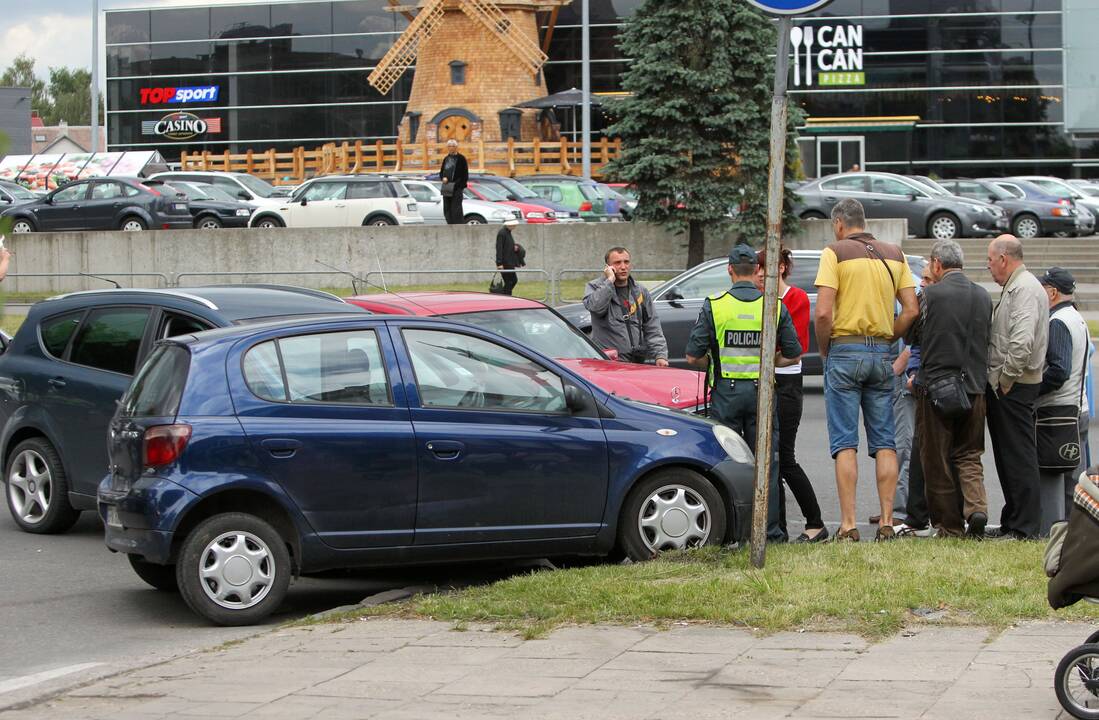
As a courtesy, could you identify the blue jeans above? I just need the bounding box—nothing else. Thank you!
[823,342,897,458]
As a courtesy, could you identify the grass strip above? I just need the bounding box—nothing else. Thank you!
[342,541,1099,640]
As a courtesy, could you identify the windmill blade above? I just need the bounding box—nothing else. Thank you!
[459,0,548,78]
[368,0,448,95]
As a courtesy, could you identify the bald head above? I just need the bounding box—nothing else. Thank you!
[987,234,1024,286]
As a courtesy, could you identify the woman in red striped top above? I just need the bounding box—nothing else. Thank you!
[757,246,826,543]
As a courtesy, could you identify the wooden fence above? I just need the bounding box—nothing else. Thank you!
[179,137,623,184]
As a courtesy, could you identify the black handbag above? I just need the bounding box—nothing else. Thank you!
[440,181,456,197]
[927,372,972,420]
[488,273,507,294]
[1036,345,1088,472]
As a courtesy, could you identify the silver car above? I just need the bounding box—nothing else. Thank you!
[792,171,1008,240]
[401,179,522,225]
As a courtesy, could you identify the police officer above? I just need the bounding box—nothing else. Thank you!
[686,244,803,541]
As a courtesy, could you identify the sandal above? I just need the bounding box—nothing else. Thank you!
[875,525,897,542]
[833,527,860,542]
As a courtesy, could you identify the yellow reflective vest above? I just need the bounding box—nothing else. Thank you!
[709,292,777,381]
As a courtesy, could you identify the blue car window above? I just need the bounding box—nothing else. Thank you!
[243,341,287,402]
[39,310,84,359]
[278,330,390,405]
[672,264,732,301]
[403,329,566,413]
[121,344,189,417]
[69,308,150,375]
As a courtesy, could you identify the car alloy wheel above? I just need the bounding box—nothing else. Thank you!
[369,218,395,226]
[465,215,486,224]
[7,449,53,525]
[256,218,282,229]
[11,220,33,233]
[929,213,960,240]
[121,218,146,231]
[1013,215,1040,239]
[198,529,276,610]
[197,217,223,230]
[638,484,712,553]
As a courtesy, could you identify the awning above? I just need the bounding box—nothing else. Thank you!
[514,87,604,109]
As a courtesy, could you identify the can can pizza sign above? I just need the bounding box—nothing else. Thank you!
[154,112,208,140]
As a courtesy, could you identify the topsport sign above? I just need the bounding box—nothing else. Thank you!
[139,86,220,105]
[745,0,834,15]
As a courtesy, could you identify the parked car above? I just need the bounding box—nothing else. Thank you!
[247,175,423,228]
[985,178,1096,237]
[602,183,637,220]
[556,250,926,375]
[466,181,559,223]
[528,176,622,216]
[935,178,1079,239]
[98,313,756,624]
[0,286,367,535]
[149,171,284,209]
[1009,176,1099,235]
[0,180,38,207]
[156,181,254,229]
[346,291,709,413]
[1,177,193,233]
[791,171,1008,240]
[268,185,298,198]
[401,179,521,224]
[518,176,621,222]
[463,173,584,222]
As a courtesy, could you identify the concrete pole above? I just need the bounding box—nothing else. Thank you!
[91,0,99,153]
[581,0,591,179]
[749,16,792,570]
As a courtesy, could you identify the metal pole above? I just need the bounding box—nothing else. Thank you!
[749,16,792,570]
[90,0,99,153]
[581,0,592,179]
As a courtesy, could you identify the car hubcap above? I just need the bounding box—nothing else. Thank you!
[200,220,219,229]
[372,220,390,226]
[1017,218,1039,238]
[199,530,275,610]
[8,450,51,524]
[637,484,711,552]
[932,217,957,239]
[13,221,31,233]
[123,221,143,231]
[1065,653,1099,711]
[466,219,483,224]
[260,221,277,228]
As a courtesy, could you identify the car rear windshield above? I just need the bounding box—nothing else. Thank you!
[119,344,190,418]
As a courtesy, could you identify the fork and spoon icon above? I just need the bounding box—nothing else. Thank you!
[790,25,814,86]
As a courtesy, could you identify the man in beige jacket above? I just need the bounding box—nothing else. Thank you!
[985,235,1048,540]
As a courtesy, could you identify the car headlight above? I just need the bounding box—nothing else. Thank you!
[491,210,510,220]
[526,211,545,219]
[235,209,250,216]
[966,204,986,214]
[713,425,754,465]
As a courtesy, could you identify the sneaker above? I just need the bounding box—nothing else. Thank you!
[833,527,860,542]
[875,525,897,542]
[895,523,929,538]
[965,512,988,539]
[914,525,935,538]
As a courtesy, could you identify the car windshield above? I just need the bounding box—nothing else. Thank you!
[493,177,541,200]
[912,177,951,196]
[4,183,36,200]
[979,182,1016,201]
[472,183,509,202]
[445,308,604,360]
[235,173,276,198]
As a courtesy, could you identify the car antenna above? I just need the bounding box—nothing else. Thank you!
[314,258,368,295]
[315,258,444,316]
[79,272,121,289]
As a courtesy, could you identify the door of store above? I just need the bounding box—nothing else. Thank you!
[817,136,864,177]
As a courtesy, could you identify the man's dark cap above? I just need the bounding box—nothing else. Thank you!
[728,244,758,265]
[1039,266,1076,294]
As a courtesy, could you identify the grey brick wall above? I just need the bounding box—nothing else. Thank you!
[0,87,32,155]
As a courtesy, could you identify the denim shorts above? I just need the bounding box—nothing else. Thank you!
[823,341,897,458]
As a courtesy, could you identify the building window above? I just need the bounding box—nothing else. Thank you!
[449,60,466,86]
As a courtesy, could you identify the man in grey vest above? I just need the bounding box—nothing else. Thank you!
[1036,267,1090,536]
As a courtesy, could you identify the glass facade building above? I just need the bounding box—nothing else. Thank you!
[106,0,1099,177]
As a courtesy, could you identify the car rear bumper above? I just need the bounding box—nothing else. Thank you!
[98,476,198,564]
[1042,216,1080,233]
[709,457,755,543]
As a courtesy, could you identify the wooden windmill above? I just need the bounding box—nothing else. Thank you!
[368,0,571,144]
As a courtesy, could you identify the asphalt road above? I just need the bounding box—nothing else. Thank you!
[0,381,1091,703]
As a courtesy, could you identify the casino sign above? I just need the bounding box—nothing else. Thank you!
[141,112,222,140]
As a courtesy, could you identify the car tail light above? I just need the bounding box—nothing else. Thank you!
[144,424,192,468]
[580,201,593,212]
[1053,206,1071,217]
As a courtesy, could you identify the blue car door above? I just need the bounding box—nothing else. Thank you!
[396,325,608,545]
[231,326,418,549]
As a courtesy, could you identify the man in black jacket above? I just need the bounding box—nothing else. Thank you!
[494,219,524,295]
[439,139,469,225]
[906,239,993,538]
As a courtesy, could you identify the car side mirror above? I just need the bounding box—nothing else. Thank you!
[564,383,591,414]
[238,190,251,201]
[664,286,685,307]
[300,198,308,206]
[908,193,919,201]
[0,197,10,204]
[603,348,619,361]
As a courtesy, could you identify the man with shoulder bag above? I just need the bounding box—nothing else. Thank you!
[907,239,993,538]
[439,139,469,225]
[1036,267,1090,537]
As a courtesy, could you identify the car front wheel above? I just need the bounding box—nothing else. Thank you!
[11,219,34,233]
[5,438,80,534]
[176,512,291,626]
[928,212,960,240]
[464,215,486,224]
[254,216,284,229]
[618,468,726,561]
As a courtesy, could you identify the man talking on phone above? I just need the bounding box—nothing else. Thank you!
[583,246,669,365]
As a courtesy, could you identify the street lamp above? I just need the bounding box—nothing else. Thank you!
[91,0,99,153]
[581,0,591,179]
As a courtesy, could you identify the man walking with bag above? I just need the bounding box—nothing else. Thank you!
[985,235,1048,540]
[493,219,524,295]
[1036,267,1089,536]
[907,239,992,538]
[439,139,469,224]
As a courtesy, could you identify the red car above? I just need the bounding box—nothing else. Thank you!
[345,292,709,413]
[467,182,559,224]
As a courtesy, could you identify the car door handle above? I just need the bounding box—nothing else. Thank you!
[261,438,302,458]
[335,204,346,208]
[426,440,465,461]
[47,377,66,389]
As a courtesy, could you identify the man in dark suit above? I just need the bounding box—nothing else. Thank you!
[439,139,469,225]
[906,238,993,538]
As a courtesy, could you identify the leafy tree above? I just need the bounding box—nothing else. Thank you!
[0,55,104,127]
[604,0,803,267]
[0,54,49,119]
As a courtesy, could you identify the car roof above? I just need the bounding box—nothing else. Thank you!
[40,285,363,322]
[346,291,545,316]
[152,171,247,177]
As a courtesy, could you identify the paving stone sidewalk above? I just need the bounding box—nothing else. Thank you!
[1,619,1091,719]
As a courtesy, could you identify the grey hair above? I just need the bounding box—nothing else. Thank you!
[830,198,866,229]
[446,139,458,146]
[930,239,964,269]
[992,235,1023,260]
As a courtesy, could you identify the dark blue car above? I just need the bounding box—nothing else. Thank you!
[98,314,755,625]
[0,286,366,535]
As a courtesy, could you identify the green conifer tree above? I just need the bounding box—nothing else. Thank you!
[604,0,803,267]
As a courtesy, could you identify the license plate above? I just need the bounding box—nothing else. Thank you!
[174,203,187,211]
[106,506,122,528]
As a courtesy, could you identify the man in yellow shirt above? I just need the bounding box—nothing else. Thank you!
[814,198,918,541]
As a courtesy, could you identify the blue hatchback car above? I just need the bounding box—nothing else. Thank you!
[98,314,755,625]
